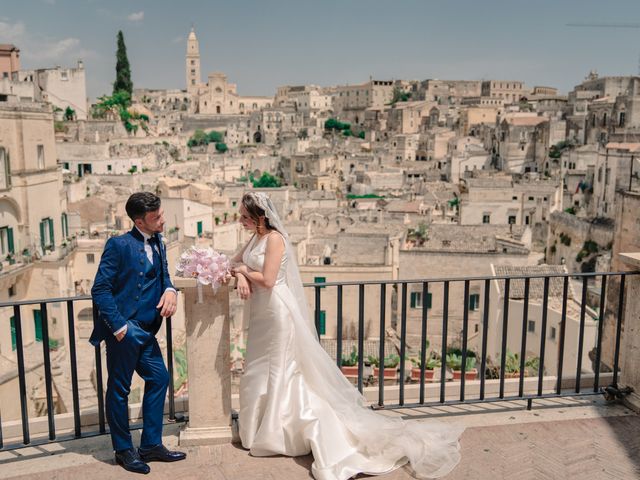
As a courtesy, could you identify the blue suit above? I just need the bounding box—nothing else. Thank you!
[91,228,174,452]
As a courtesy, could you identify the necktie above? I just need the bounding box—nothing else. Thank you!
[149,235,161,267]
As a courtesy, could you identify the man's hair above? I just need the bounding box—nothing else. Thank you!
[125,192,161,221]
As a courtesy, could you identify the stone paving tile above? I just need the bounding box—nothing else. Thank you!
[3,406,640,480]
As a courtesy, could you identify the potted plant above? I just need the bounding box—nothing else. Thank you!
[503,350,521,378]
[410,355,441,382]
[368,354,400,380]
[340,347,359,378]
[446,353,477,380]
[5,253,15,265]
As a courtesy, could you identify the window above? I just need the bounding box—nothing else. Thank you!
[410,291,432,309]
[60,71,68,81]
[550,326,557,340]
[512,196,518,201]
[197,221,203,237]
[0,226,14,256]
[619,112,626,127]
[318,310,326,335]
[86,253,95,264]
[39,218,54,252]
[314,276,326,289]
[469,294,480,311]
[0,147,10,189]
[191,60,195,66]
[508,216,516,224]
[528,196,534,201]
[9,285,15,297]
[61,213,69,239]
[37,145,45,169]
[34,310,43,342]
[10,316,16,350]
[482,214,490,224]
[528,320,535,333]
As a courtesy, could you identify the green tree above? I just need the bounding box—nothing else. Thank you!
[187,129,208,148]
[252,172,281,188]
[64,106,75,121]
[215,142,228,153]
[207,130,224,143]
[113,30,133,96]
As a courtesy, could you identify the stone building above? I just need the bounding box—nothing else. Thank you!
[589,143,640,219]
[398,224,539,351]
[0,61,88,120]
[496,114,549,173]
[185,28,273,116]
[0,44,20,79]
[481,80,526,104]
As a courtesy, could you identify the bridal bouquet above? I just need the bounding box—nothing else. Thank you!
[175,246,231,293]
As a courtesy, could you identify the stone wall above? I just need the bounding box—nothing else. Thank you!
[547,211,614,273]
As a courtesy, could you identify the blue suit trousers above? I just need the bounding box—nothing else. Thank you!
[104,320,169,452]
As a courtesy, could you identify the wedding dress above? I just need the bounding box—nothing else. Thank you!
[238,193,463,480]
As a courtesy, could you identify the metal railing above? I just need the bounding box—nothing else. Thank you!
[306,271,635,410]
[0,295,178,451]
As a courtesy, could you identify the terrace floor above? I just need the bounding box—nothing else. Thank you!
[1,396,638,480]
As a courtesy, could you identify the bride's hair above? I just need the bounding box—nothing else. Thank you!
[242,193,274,231]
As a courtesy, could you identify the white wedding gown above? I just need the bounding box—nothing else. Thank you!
[239,233,463,480]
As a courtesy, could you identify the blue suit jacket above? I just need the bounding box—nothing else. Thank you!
[89,228,174,346]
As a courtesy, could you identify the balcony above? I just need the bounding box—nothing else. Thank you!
[1,261,640,479]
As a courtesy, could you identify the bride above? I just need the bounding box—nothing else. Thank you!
[230,191,463,480]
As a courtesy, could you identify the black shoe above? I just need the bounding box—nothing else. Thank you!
[115,448,150,474]
[138,444,186,463]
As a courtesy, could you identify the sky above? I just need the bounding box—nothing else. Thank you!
[2,0,640,101]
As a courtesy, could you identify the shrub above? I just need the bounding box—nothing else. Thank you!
[341,347,358,367]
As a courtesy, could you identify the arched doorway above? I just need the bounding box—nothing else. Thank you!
[253,131,262,143]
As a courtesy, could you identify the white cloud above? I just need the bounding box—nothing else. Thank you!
[127,11,144,22]
[171,36,184,44]
[25,37,81,61]
[0,20,26,40]
[0,18,97,64]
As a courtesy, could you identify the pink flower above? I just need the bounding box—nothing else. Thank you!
[175,246,230,292]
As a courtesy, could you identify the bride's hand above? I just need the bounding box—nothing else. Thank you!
[233,264,249,276]
[236,274,251,300]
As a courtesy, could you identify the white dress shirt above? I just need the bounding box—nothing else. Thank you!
[113,227,177,337]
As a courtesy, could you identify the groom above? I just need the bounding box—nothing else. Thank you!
[90,192,186,474]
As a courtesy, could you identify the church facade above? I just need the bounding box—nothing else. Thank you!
[186,28,273,115]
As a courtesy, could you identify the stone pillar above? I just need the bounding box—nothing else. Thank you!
[176,279,233,445]
[618,253,640,413]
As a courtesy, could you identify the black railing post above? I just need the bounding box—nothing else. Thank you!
[518,278,530,398]
[336,285,343,369]
[499,279,511,399]
[92,301,106,433]
[166,316,176,421]
[537,277,550,396]
[399,283,408,406]
[419,282,429,404]
[594,275,607,391]
[613,274,626,386]
[357,284,365,393]
[13,305,30,445]
[40,303,56,440]
[440,281,449,404]
[378,283,386,407]
[556,276,569,394]
[66,301,81,438]
[460,280,470,402]
[576,277,588,393]
[314,286,322,337]
[480,279,490,401]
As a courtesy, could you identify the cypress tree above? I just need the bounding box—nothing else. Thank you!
[113,30,133,97]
